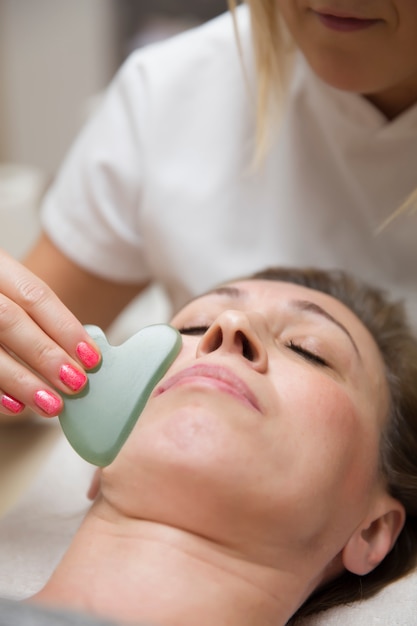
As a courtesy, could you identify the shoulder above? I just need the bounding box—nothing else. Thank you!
[118,6,253,95]
[102,6,255,146]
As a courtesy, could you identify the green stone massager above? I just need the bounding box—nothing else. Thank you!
[59,324,182,467]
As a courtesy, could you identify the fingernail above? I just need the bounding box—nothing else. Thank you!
[34,390,62,416]
[59,364,87,392]
[76,342,100,369]
[1,394,25,414]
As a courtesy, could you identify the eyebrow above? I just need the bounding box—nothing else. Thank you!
[207,287,361,359]
[291,299,361,359]
[209,286,244,299]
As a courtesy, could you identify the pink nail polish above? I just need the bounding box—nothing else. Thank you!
[1,394,25,414]
[59,364,87,392]
[34,390,62,416]
[76,342,100,369]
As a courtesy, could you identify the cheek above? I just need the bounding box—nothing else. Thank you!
[278,374,379,493]
[264,375,381,541]
[398,10,417,64]
[396,0,417,21]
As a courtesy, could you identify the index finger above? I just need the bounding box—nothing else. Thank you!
[1,250,101,368]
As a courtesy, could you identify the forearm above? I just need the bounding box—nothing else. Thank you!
[23,233,148,329]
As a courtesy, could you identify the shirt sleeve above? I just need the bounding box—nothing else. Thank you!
[40,51,152,283]
[40,7,251,286]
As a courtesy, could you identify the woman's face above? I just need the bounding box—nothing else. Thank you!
[276,0,417,114]
[104,280,389,568]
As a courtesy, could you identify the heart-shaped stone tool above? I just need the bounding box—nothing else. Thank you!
[59,324,182,467]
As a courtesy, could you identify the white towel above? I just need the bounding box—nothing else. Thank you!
[0,425,93,599]
[299,567,417,625]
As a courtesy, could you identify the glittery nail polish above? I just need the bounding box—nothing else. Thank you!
[1,394,25,414]
[76,342,100,369]
[59,364,88,392]
[34,390,62,416]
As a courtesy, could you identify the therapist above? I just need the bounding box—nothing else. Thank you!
[0,0,417,418]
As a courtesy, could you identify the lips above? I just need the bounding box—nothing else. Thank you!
[153,364,261,412]
[312,8,380,32]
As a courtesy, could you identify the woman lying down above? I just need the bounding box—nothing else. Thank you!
[21,267,417,625]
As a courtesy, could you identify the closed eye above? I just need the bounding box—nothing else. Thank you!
[178,326,210,336]
[287,341,329,367]
[180,328,329,367]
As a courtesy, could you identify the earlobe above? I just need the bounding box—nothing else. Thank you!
[342,495,405,576]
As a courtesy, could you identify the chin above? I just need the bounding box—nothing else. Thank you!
[304,52,383,94]
[104,443,241,538]
[103,408,249,529]
[108,405,231,486]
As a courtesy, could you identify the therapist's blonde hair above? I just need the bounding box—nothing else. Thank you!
[228,0,417,220]
[228,0,291,159]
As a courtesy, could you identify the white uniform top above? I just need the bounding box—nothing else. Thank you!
[41,7,417,325]
[3,7,416,611]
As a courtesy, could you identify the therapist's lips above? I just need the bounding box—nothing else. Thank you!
[153,364,261,412]
[311,9,380,32]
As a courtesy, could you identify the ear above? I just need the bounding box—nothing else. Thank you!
[342,494,405,576]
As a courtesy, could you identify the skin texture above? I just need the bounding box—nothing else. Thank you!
[109,281,397,560]
[276,0,417,118]
[32,280,405,626]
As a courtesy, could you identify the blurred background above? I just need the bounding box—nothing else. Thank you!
[0,0,228,335]
[0,0,226,175]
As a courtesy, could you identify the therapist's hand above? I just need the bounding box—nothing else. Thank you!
[0,249,101,419]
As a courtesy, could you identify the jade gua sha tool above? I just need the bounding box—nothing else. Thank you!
[59,324,182,467]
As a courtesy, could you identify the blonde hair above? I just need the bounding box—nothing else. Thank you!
[376,188,417,232]
[227,0,417,221]
[227,0,291,159]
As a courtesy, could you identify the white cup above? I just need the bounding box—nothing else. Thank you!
[0,163,47,259]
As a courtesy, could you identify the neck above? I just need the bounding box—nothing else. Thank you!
[364,79,417,120]
[30,498,318,626]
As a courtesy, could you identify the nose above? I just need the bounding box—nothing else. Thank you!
[196,310,268,372]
